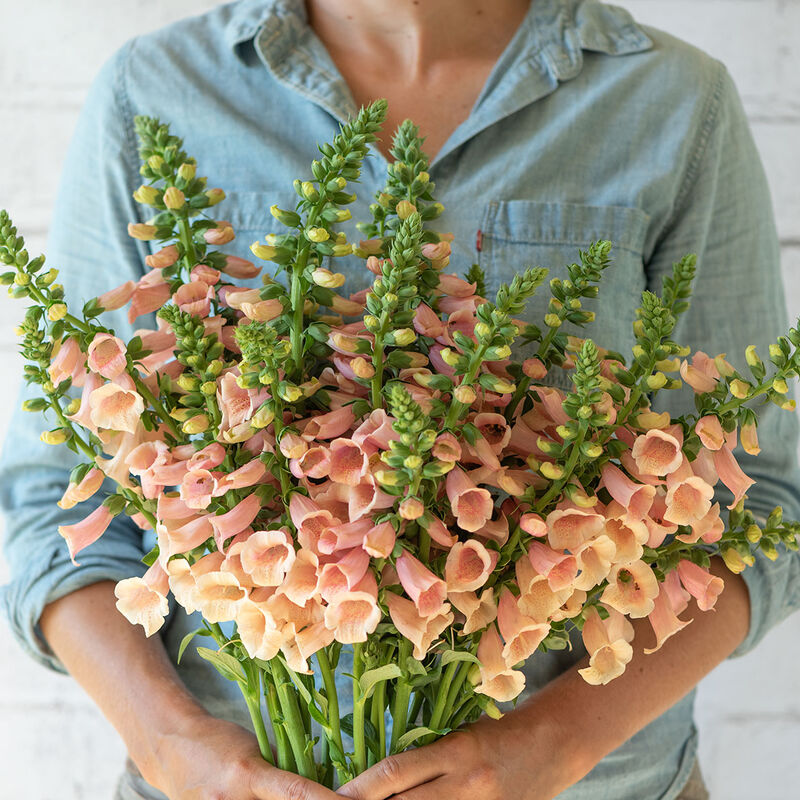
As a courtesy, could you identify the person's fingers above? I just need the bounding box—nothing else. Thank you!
[336,747,447,800]
[250,764,340,800]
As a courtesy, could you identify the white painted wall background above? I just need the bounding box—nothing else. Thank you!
[0,1,797,798]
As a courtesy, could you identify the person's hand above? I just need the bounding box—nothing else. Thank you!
[335,710,583,800]
[142,708,339,800]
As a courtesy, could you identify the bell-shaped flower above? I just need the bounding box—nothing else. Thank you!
[289,493,340,554]
[516,561,573,623]
[319,518,373,555]
[145,244,179,269]
[603,504,648,563]
[363,521,396,558]
[740,421,760,456]
[519,513,547,537]
[527,541,578,592]
[86,334,128,381]
[578,606,634,685]
[546,507,605,551]
[129,268,171,322]
[290,445,331,480]
[677,502,724,545]
[209,493,261,550]
[601,560,660,618]
[446,468,493,532]
[630,429,683,476]
[97,280,136,311]
[48,336,87,387]
[318,547,370,602]
[676,559,724,611]
[174,280,213,318]
[600,464,655,521]
[324,573,381,644]
[223,254,259,279]
[664,474,714,526]
[114,562,170,637]
[572,534,616,591]
[695,415,725,451]
[193,570,247,623]
[420,513,457,548]
[158,515,215,560]
[328,438,369,486]
[713,445,755,509]
[89,381,144,433]
[281,620,335,674]
[385,592,453,660]
[301,407,355,441]
[237,598,282,660]
[189,442,226,471]
[474,625,526,703]
[214,459,267,495]
[497,588,550,665]
[239,528,296,587]
[432,432,461,463]
[217,372,253,432]
[413,302,446,338]
[180,468,218,510]
[58,467,105,510]
[58,503,115,565]
[449,587,497,634]
[278,549,320,607]
[680,357,718,393]
[644,579,692,654]
[445,539,497,593]
[396,550,448,616]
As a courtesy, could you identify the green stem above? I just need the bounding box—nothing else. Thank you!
[352,643,368,774]
[371,681,386,764]
[449,697,479,729]
[133,373,180,437]
[444,342,488,429]
[242,665,274,765]
[271,659,316,779]
[370,333,385,409]
[316,649,346,783]
[50,400,97,460]
[264,677,294,773]
[407,689,424,730]
[389,639,413,754]
[427,660,459,734]
[534,424,586,513]
[177,217,198,268]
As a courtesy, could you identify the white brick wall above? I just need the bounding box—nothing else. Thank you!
[0,2,797,798]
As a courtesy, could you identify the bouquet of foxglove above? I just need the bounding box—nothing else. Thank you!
[2,100,798,787]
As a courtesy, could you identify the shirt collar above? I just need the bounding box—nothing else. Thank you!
[224,0,653,165]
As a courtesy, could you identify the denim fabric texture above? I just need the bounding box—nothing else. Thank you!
[2,1,798,798]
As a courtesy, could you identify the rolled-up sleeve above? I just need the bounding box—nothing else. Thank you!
[645,62,800,657]
[0,40,152,672]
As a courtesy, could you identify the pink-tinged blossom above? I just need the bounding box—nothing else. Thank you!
[713,445,755,509]
[174,280,213,318]
[319,518,373,555]
[145,244,179,269]
[318,548,370,602]
[515,569,572,624]
[546,508,605,552]
[129,269,171,322]
[600,464,656,521]
[240,298,284,322]
[204,221,235,245]
[58,504,115,564]
[222,287,261,310]
[449,588,497,634]
[522,358,547,380]
[445,540,497,593]
[519,513,547,537]
[695,415,725,451]
[97,280,135,311]
[89,382,144,433]
[603,510,648,564]
[279,431,308,460]
[478,512,510,546]
[237,598,282,660]
[301,407,355,441]
[126,440,170,499]
[601,560,660,618]
[679,359,718,393]
[399,495,425,520]
[194,570,247,623]
[238,528,296,587]
[58,467,105,510]
[217,372,253,432]
[536,387,570,426]
[630,429,683,476]
[114,562,170,637]
[474,625,526,702]
[664,474,714,526]
[214,459,267,495]
[446,468,493,532]
[413,302,446,338]
[279,550,320,607]
[48,336,87,387]
[351,409,399,454]
[431,432,461,463]
[180,469,218,510]
[223,254,260,279]
[188,442,226,471]
[578,606,634,685]
[385,592,453,660]
[191,264,221,284]
[363,521,396,558]
[497,588,550,665]
[421,514,457,548]
[572,535,617,591]
[644,580,692,654]
[290,446,331,480]
[209,493,261,548]
[328,439,369,486]
[324,573,381,643]
[396,550,448,617]
[437,273,475,297]
[158,515,215,560]
[677,502,724,545]
[289,494,340,554]
[676,559,724,611]
[527,541,578,592]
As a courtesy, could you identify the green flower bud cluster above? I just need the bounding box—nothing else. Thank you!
[234,321,291,388]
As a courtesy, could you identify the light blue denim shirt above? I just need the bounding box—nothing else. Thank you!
[2,1,799,798]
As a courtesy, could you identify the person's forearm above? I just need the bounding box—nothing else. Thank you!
[507,557,750,784]
[39,580,206,787]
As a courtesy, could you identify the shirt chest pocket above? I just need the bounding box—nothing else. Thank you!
[477,201,651,368]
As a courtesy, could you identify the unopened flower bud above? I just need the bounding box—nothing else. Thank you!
[200,381,217,395]
[440,348,460,367]
[655,358,680,373]
[278,383,303,403]
[251,405,275,429]
[47,303,67,321]
[492,379,516,394]
[63,397,81,415]
[177,374,200,392]
[363,314,380,332]
[351,357,375,379]
[375,469,401,487]
[41,268,58,286]
[454,384,477,404]
[392,328,416,347]
[632,319,645,338]
[332,243,353,257]
[721,547,747,574]
[163,186,186,210]
[177,162,196,181]
[311,268,345,288]
[486,344,512,360]
[133,185,160,205]
[540,462,564,480]
[127,223,157,241]
[301,181,319,201]
[522,358,547,380]
[729,379,750,399]
[14,272,30,286]
[544,313,561,328]
[147,155,164,170]
[646,372,668,390]
[205,188,226,206]
[399,495,424,520]
[250,242,278,261]
[306,227,330,243]
[396,200,417,220]
[745,524,762,544]
[182,414,210,434]
[772,377,789,395]
[40,429,69,445]
[713,354,736,377]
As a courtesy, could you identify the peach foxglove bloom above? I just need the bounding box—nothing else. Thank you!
[449,588,497,634]
[188,442,226,471]
[48,336,87,387]
[209,492,261,547]
[519,512,547,537]
[578,606,634,685]
[630,429,683,475]
[601,560,660,618]
[324,573,381,643]
[290,445,331,479]
[445,468,493,532]
[676,559,724,611]
[522,357,547,380]
[145,244,179,269]
[664,474,714,526]
[572,534,616,591]
[421,513,457,548]
[328,438,369,485]
[600,464,656,521]
[128,268,171,322]
[396,550,447,616]
[713,445,755,509]
[363,521,396,558]
[114,562,170,637]
[194,570,247,623]
[474,625,526,702]
[301,407,355,440]
[644,579,692,654]
[174,280,213,318]
[217,372,253,432]
[204,221,235,245]
[239,528,296,587]
[89,382,144,433]
[398,495,425,520]
[385,592,453,660]
[58,503,115,564]
[279,549,320,607]
[214,459,267,495]
[679,358,718,393]
[497,588,550,665]
[180,468,218,510]
[237,598,282,660]
[432,432,462,463]
[97,280,136,311]
[319,518,373,555]
[603,505,649,563]
[445,539,497,592]
[527,541,578,592]
[58,467,105,510]
[158,515,215,560]
[280,619,334,674]
[223,254,259,278]
[289,493,340,554]
[515,561,572,623]
[546,508,605,551]
[87,334,128,380]
[318,547,370,601]
[694,415,725,451]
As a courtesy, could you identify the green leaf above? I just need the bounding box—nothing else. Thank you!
[196,647,246,683]
[395,726,449,751]
[405,657,427,677]
[358,664,403,702]
[177,627,212,664]
[440,649,480,668]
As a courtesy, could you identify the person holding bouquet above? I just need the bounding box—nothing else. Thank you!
[2,2,798,799]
